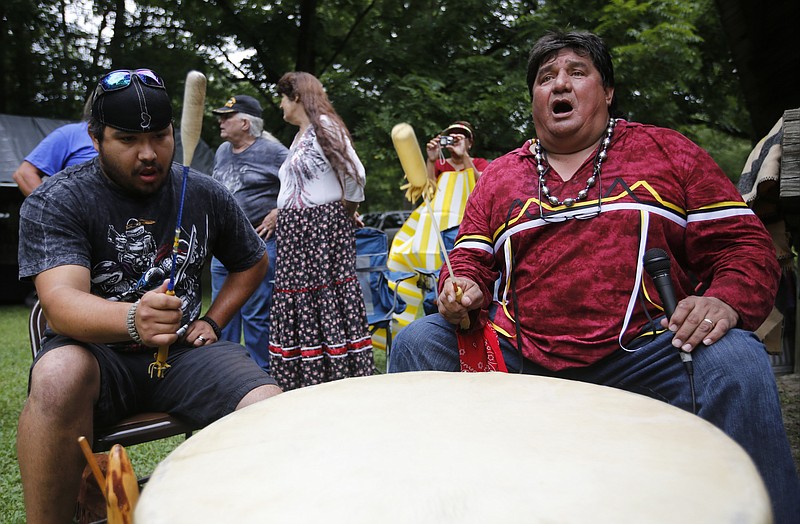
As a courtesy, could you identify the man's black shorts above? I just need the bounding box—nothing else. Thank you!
[33,334,277,427]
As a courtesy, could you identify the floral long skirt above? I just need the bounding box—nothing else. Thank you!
[268,201,373,391]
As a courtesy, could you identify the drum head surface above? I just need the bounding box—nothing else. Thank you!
[135,372,770,523]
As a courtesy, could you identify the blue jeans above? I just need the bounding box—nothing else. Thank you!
[210,237,276,372]
[389,314,800,524]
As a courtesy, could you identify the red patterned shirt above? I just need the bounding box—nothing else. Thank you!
[442,120,779,371]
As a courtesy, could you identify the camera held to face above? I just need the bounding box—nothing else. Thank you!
[439,135,455,147]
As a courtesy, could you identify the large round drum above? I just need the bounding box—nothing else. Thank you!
[135,372,771,523]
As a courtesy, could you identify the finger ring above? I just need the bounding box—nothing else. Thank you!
[197,335,206,343]
[702,318,714,326]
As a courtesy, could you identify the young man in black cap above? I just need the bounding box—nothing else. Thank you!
[209,94,288,372]
[17,69,281,523]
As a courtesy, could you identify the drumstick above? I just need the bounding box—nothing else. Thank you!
[422,194,469,329]
[150,71,207,379]
[421,196,457,290]
[391,123,469,329]
[390,124,453,272]
[180,70,207,170]
[77,436,108,502]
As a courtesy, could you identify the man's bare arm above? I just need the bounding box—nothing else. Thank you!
[34,265,182,347]
[13,161,45,197]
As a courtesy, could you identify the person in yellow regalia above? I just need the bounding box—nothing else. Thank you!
[388,120,491,331]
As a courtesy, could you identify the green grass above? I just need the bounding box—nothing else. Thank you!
[373,345,387,374]
[0,304,29,523]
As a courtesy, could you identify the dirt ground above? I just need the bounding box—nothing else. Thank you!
[777,372,800,474]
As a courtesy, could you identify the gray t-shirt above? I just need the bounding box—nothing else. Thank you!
[212,137,288,226]
[18,157,265,347]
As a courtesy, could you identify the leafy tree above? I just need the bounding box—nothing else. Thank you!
[0,0,97,118]
[2,0,756,207]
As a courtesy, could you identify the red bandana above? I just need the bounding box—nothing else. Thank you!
[457,322,507,372]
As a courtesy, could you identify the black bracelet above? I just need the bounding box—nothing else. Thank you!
[199,315,222,339]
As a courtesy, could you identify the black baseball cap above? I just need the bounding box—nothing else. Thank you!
[91,69,172,133]
[212,95,263,118]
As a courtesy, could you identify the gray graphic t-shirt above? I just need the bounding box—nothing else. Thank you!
[212,137,288,226]
[18,158,265,350]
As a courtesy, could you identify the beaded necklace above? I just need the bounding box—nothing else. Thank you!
[535,118,617,207]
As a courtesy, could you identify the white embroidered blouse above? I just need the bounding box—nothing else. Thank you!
[277,115,365,209]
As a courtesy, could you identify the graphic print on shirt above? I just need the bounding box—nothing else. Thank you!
[107,218,158,275]
[215,153,245,195]
[282,126,328,208]
[91,216,209,323]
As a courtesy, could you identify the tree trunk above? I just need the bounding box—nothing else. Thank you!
[296,0,318,74]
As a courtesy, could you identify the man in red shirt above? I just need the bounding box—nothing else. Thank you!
[389,30,799,523]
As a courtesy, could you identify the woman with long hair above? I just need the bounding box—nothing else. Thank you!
[268,71,373,390]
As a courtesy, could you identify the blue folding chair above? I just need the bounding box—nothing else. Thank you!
[355,227,414,357]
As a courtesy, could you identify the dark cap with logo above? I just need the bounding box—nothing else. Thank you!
[91,69,173,133]
[212,95,263,118]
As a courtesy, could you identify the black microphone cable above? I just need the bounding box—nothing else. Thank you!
[643,248,697,414]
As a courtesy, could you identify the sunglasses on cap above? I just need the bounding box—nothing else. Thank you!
[98,69,166,92]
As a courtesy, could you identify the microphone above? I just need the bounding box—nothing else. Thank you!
[642,248,694,391]
[642,248,678,317]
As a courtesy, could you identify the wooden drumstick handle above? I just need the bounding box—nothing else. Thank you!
[391,123,428,188]
[180,70,207,168]
[77,436,108,502]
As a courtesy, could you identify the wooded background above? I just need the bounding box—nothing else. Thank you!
[2,0,798,211]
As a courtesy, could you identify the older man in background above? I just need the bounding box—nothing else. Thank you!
[210,95,288,371]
